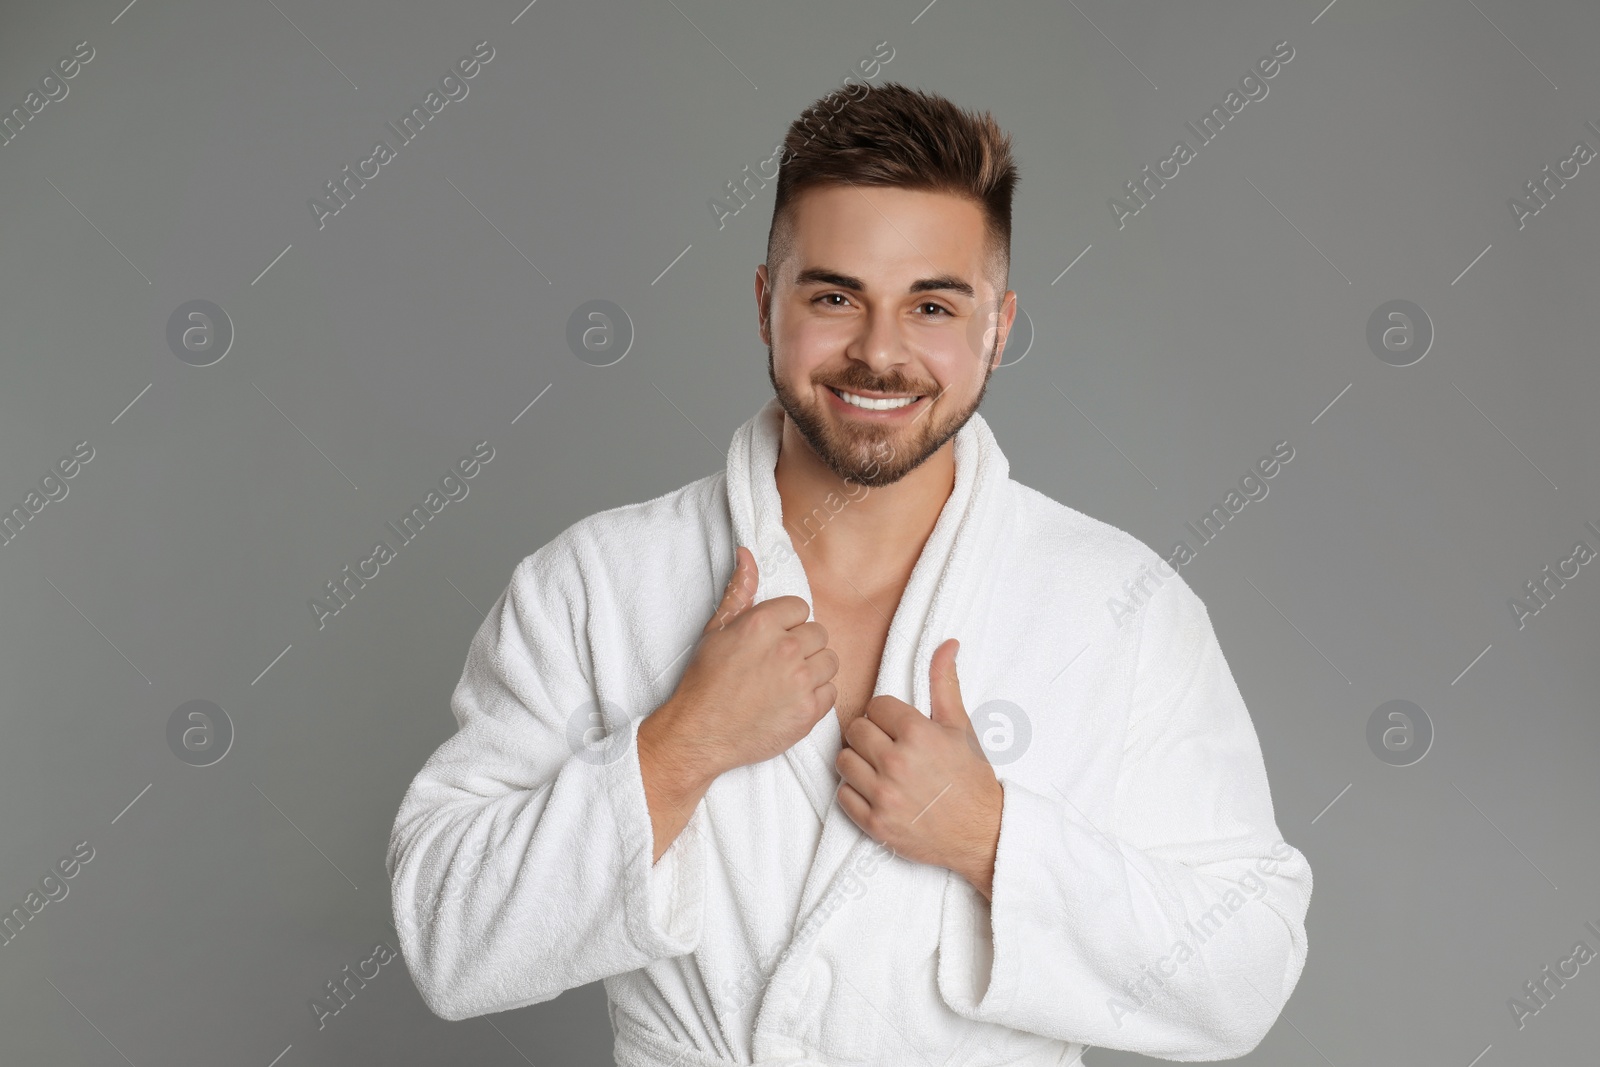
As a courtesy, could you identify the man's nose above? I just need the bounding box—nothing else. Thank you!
[849,307,908,372]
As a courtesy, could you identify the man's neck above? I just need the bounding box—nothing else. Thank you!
[773,414,955,586]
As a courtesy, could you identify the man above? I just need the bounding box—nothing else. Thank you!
[388,83,1312,1066]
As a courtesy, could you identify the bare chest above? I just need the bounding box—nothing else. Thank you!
[810,582,906,736]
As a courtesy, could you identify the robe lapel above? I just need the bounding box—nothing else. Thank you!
[723,398,838,829]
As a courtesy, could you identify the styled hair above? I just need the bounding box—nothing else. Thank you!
[764,81,1018,296]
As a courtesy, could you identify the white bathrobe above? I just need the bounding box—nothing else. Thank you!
[386,396,1312,1066]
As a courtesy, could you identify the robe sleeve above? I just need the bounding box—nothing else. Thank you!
[386,535,709,1021]
[936,572,1313,1060]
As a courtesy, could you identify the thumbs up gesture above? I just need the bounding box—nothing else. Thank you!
[834,638,1004,899]
[658,546,840,780]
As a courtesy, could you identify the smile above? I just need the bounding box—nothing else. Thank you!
[827,386,924,412]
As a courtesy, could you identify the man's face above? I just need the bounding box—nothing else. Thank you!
[757,184,1015,489]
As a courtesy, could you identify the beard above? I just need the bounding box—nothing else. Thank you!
[766,340,995,490]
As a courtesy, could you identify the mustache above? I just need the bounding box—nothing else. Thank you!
[820,374,936,395]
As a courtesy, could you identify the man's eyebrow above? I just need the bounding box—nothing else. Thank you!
[792,267,976,299]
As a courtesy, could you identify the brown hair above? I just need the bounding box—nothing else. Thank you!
[764,82,1018,297]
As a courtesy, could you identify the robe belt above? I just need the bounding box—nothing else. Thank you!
[612,1009,841,1067]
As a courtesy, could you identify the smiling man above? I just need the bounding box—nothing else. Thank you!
[388,83,1312,1067]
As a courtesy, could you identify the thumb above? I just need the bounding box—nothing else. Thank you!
[928,638,969,728]
[708,545,759,633]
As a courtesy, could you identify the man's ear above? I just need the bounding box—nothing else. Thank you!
[755,264,771,345]
[991,289,1017,369]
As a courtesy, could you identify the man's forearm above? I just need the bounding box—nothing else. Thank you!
[952,778,1003,902]
[637,701,719,864]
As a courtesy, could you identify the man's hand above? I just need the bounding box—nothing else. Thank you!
[641,545,839,863]
[652,545,840,780]
[834,638,1004,899]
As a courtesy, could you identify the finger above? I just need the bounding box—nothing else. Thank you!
[834,744,878,795]
[802,646,840,689]
[928,639,969,728]
[707,545,758,632]
[753,593,814,632]
[862,694,916,740]
[790,619,831,659]
[835,779,870,828]
[841,712,893,769]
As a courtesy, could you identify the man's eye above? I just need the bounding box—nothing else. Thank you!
[815,293,849,307]
[918,303,950,317]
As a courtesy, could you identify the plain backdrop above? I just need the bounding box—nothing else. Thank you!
[1,0,1597,1064]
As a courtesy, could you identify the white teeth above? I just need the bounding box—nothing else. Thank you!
[833,388,919,411]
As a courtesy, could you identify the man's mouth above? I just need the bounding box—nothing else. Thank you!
[826,386,924,411]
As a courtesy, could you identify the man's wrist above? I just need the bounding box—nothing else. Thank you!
[639,699,721,797]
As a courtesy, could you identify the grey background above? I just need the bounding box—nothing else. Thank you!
[1,0,1596,1063]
